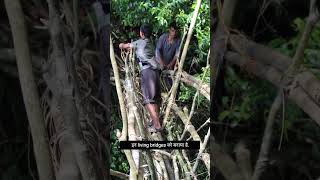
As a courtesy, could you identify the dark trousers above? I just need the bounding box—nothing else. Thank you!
[141,68,161,105]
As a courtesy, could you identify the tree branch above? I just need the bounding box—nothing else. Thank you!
[212,141,246,180]
[171,103,210,170]
[110,37,128,141]
[252,1,320,179]
[191,128,210,177]
[163,70,210,100]
[163,0,203,127]
[251,93,283,180]
[0,48,44,70]
[110,169,129,180]
[229,35,291,72]
[234,141,252,180]
[225,52,320,126]
[229,34,320,106]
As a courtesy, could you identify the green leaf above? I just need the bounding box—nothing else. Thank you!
[219,111,230,121]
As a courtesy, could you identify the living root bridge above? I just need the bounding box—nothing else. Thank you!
[110,43,210,180]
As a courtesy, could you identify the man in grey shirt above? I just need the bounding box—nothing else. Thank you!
[119,24,162,132]
[156,22,181,89]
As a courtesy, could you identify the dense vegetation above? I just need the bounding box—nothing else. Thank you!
[213,1,320,179]
[112,0,210,70]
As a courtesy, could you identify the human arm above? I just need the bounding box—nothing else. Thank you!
[167,39,181,69]
[119,43,131,49]
[119,39,139,50]
[156,35,166,69]
[167,56,177,70]
[119,40,141,50]
[159,55,165,69]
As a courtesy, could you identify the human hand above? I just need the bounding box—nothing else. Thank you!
[119,43,131,50]
[158,63,164,71]
[159,61,165,70]
[166,63,175,70]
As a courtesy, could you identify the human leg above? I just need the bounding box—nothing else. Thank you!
[141,68,162,130]
[145,103,161,129]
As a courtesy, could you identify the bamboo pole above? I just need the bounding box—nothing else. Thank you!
[110,37,138,177]
[110,36,128,141]
[191,128,210,176]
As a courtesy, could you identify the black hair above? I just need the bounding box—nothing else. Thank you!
[140,24,152,38]
[169,22,178,30]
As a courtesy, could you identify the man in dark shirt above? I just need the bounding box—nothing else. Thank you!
[119,25,162,132]
[156,22,181,89]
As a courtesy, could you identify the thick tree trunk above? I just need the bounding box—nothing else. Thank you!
[211,1,245,180]
[98,20,111,180]
[211,0,238,119]
[4,0,55,180]
[45,0,101,179]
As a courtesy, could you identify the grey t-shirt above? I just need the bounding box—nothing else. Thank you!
[155,33,181,65]
[130,38,159,70]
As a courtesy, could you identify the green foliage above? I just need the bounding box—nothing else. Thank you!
[110,131,129,173]
[268,18,320,78]
[265,17,320,138]
[110,106,130,173]
[221,17,320,144]
[179,66,209,108]
[220,66,275,126]
[112,0,192,35]
[111,0,210,66]
[194,1,210,60]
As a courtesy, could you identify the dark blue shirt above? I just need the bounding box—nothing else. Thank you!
[155,33,181,65]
